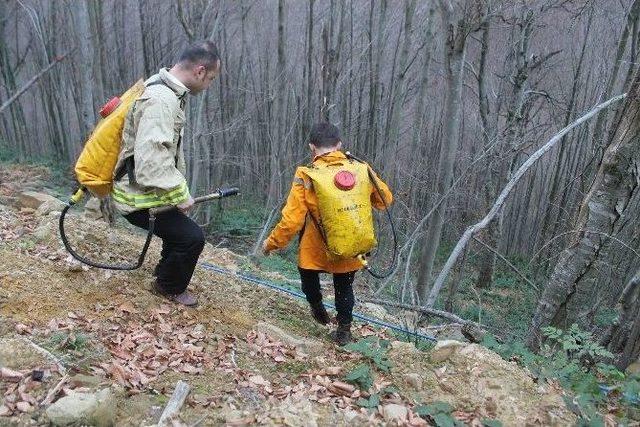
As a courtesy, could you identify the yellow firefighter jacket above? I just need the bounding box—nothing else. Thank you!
[111,68,190,214]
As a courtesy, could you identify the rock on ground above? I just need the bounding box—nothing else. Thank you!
[45,388,115,427]
[430,340,467,363]
[16,191,62,210]
[255,322,323,356]
[382,403,408,423]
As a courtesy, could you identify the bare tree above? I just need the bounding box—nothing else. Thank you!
[73,0,96,140]
[415,0,484,304]
[527,70,640,350]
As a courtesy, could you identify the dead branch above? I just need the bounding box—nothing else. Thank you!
[17,335,67,375]
[40,374,69,407]
[0,53,68,114]
[424,93,628,308]
[158,380,191,426]
[362,298,483,327]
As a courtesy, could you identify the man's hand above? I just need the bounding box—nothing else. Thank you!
[177,196,195,213]
[262,240,271,256]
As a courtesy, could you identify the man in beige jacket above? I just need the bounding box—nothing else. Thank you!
[112,41,220,306]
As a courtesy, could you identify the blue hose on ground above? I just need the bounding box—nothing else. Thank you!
[199,262,437,343]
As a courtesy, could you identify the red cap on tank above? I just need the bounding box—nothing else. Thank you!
[99,97,122,118]
[334,170,356,190]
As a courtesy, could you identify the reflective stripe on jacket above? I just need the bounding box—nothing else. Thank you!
[112,68,190,213]
[265,151,393,273]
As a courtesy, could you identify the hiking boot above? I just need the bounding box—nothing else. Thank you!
[170,290,198,307]
[331,323,352,346]
[310,302,331,325]
[152,281,198,307]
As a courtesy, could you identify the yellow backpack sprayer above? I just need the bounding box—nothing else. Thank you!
[59,79,238,270]
[301,152,397,278]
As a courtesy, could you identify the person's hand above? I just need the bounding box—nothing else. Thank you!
[177,196,195,213]
[262,240,271,256]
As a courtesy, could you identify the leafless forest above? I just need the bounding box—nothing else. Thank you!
[2,0,640,366]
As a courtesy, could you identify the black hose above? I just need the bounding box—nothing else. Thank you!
[346,152,398,279]
[59,186,240,270]
[59,197,155,270]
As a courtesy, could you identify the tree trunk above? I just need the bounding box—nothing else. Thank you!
[73,0,96,140]
[386,0,416,183]
[304,0,314,138]
[416,2,469,305]
[474,18,495,289]
[526,71,640,350]
[599,267,640,369]
[536,10,593,277]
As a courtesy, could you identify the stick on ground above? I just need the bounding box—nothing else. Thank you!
[18,336,67,375]
[40,374,69,407]
[158,380,191,426]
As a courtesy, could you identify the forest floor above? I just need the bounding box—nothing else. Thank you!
[0,162,583,425]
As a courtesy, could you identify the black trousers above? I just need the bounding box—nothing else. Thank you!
[125,209,205,294]
[298,268,356,325]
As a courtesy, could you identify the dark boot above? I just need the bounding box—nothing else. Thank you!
[152,281,198,307]
[310,302,331,325]
[331,323,352,346]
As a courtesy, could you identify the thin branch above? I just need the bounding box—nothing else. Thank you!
[17,336,67,375]
[374,133,505,296]
[528,229,640,268]
[40,374,68,407]
[425,93,628,308]
[176,0,195,41]
[0,53,69,114]
[361,298,484,328]
[472,236,540,292]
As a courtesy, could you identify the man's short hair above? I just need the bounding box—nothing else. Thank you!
[178,41,220,71]
[309,122,341,148]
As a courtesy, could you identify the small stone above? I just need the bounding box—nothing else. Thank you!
[46,388,115,427]
[430,340,466,363]
[382,403,408,423]
[83,197,102,220]
[31,370,44,381]
[16,401,34,413]
[69,374,103,388]
[35,199,67,217]
[626,361,640,376]
[390,340,418,354]
[434,323,467,342]
[343,409,360,422]
[255,322,323,355]
[403,373,422,389]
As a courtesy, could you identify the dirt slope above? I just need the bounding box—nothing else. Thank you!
[0,164,575,426]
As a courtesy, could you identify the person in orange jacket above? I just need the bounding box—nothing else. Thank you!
[262,122,393,345]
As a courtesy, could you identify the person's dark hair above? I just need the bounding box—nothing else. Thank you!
[178,41,220,71]
[309,122,341,148]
